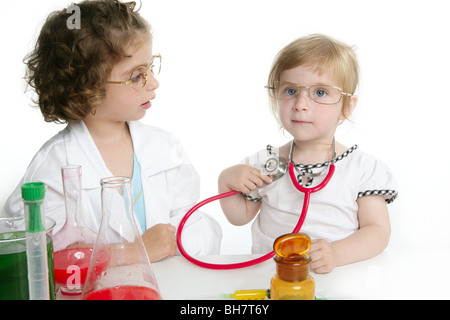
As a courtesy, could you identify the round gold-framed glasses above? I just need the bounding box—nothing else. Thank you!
[107,54,161,90]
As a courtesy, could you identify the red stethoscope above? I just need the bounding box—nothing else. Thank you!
[176,140,336,269]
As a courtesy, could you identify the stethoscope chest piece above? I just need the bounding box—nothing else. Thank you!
[264,155,288,181]
[256,144,288,182]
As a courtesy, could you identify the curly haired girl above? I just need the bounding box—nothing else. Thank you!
[3,0,221,262]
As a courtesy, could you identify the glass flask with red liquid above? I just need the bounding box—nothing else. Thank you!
[81,177,161,300]
[53,165,97,296]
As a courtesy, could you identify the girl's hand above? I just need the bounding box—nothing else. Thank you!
[218,164,270,226]
[219,164,272,194]
[309,239,338,274]
[142,223,177,262]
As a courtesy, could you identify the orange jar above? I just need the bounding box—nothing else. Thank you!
[270,233,314,300]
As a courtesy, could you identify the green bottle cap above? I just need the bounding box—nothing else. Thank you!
[21,182,46,201]
[21,183,46,233]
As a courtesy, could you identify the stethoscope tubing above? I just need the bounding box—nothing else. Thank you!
[176,162,336,270]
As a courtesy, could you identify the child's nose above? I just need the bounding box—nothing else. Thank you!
[293,89,309,111]
[145,73,159,91]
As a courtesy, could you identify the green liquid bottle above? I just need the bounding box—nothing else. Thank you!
[0,230,55,300]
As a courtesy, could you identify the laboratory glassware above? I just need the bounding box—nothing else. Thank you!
[53,165,97,295]
[82,177,161,300]
[0,215,56,300]
[22,182,52,300]
[270,233,315,300]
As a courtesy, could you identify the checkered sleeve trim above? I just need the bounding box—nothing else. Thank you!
[358,189,398,204]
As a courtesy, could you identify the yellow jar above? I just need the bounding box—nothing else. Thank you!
[270,233,314,300]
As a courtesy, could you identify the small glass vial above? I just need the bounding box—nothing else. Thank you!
[270,233,314,300]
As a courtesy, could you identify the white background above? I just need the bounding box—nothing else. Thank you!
[1,0,449,254]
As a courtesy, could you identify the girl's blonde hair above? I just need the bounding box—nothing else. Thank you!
[267,34,359,124]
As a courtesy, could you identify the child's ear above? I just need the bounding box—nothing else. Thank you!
[340,95,358,120]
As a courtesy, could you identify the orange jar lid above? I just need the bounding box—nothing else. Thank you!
[273,233,312,282]
[273,233,311,257]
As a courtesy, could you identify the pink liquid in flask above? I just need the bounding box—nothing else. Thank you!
[53,247,93,294]
[84,286,161,300]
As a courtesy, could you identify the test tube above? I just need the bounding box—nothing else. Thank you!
[22,183,50,300]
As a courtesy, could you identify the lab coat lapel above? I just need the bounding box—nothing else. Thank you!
[62,121,112,231]
[128,121,183,229]
[63,121,113,189]
[65,121,182,182]
[128,121,183,176]
[63,121,185,233]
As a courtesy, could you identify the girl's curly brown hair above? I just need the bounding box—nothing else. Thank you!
[24,0,151,123]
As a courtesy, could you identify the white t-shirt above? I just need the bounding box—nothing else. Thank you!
[248,145,398,254]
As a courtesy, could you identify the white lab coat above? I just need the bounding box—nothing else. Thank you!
[2,121,222,255]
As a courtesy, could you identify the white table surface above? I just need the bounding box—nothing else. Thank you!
[151,249,450,300]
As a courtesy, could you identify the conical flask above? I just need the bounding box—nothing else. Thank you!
[81,177,161,300]
[53,165,97,295]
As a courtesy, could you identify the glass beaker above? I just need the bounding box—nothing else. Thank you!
[0,216,56,300]
[53,165,97,295]
[82,177,161,300]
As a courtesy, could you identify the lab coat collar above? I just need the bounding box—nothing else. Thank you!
[128,121,184,177]
[63,121,183,189]
[64,121,111,189]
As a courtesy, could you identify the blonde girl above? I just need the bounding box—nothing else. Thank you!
[218,34,397,273]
